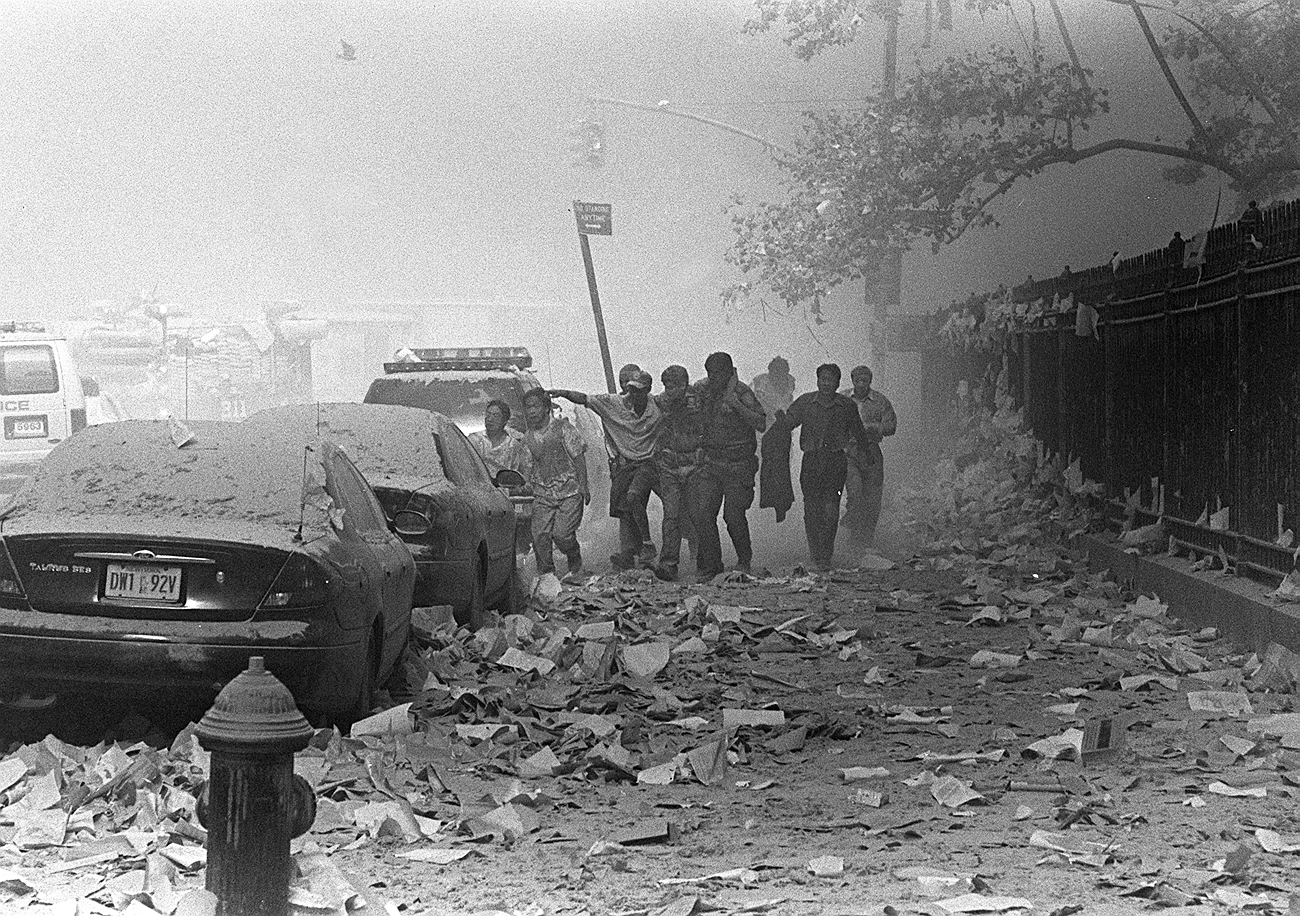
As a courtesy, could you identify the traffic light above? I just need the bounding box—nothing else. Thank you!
[569,118,606,168]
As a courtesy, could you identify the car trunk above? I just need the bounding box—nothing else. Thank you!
[4,534,289,621]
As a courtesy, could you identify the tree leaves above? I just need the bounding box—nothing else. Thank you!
[728,0,1300,313]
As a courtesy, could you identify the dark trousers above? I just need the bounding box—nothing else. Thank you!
[657,461,699,568]
[610,458,657,557]
[694,457,756,576]
[800,449,848,568]
[843,448,884,545]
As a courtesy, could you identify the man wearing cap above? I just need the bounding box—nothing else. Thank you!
[843,365,897,547]
[550,371,662,571]
[694,352,767,579]
[653,365,704,581]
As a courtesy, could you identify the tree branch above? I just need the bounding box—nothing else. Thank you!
[947,138,1249,240]
[1047,0,1090,92]
[1096,0,1300,163]
[1128,0,1211,148]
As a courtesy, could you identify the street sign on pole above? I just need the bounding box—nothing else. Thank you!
[574,201,613,236]
[572,201,617,392]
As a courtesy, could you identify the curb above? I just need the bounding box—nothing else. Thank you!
[1075,534,1300,654]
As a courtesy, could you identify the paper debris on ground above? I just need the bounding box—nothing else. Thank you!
[497,647,557,676]
[840,766,891,782]
[622,642,671,679]
[936,893,1034,913]
[1255,828,1300,854]
[930,775,985,808]
[858,552,896,571]
[659,868,760,887]
[722,708,785,729]
[1029,830,1119,865]
[349,703,414,738]
[970,650,1022,669]
[394,848,472,865]
[1187,691,1252,716]
[1023,729,1084,760]
[1206,781,1267,799]
[1120,673,1178,691]
[805,855,844,877]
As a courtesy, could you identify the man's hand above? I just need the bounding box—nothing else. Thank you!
[580,487,591,506]
[547,389,585,405]
[722,374,743,409]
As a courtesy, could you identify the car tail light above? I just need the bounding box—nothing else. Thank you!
[261,553,331,609]
[0,542,26,598]
[70,408,87,433]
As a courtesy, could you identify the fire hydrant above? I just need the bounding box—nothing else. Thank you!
[196,656,316,916]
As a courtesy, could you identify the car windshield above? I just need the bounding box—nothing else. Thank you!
[246,403,450,488]
[1,420,326,531]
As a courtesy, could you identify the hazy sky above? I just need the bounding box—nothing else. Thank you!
[0,0,1227,390]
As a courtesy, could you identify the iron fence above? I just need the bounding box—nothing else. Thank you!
[916,198,1300,577]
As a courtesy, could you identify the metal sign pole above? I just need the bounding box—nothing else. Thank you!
[574,201,617,394]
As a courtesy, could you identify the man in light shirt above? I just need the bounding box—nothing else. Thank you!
[549,370,662,571]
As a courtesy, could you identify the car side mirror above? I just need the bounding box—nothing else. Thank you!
[391,509,432,537]
[494,469,525,488]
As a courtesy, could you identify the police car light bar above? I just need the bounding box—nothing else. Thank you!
[0,321,48,335]
[384,346,533,373]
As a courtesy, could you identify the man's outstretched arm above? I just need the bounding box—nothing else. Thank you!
[547,389,589,406]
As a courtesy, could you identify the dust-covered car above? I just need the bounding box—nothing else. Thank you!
[0,420,414,726]
[362,346,610,535]
[245,403,523,628]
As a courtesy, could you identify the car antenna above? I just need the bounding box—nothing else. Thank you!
[296,445,309,541]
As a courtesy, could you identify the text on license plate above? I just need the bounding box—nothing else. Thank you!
[104,563,183,602]
[5,416,47,439]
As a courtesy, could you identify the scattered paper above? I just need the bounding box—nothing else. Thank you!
[970,650,1022,669]
[930,775,985,808]
[936,893,1034,913]
[807,855,844,877]
[1187,691,1252,716]
[350,703,413,738]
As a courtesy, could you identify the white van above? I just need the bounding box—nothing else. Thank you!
[0,322,87,490]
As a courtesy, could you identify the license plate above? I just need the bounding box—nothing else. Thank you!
[104,563,183,602]
[5,415,47,439]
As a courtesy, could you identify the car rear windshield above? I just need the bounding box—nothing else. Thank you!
[3,420,323,530]
[245,403,449,487]
[0,345,59,395]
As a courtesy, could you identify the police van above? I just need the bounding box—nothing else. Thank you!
[0,323,87,490]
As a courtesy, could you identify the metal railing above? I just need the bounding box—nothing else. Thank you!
[916,198,1300,579]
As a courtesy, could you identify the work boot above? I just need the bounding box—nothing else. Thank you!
[653,562,678,582]
[562,551,584,582]
[635,543,657,569]
[609,550,634,571]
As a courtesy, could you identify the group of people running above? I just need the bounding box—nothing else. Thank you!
[468,352,896,582]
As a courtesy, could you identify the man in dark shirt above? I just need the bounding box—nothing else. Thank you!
[653,365,703,581]
[774,363,873,571]
[694,351,767,579]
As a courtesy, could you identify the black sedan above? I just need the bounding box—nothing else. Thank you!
[0,420,414,727]
[245,403,523,628]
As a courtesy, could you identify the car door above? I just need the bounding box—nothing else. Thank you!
[435,422,514,595]
[327,450,414,659]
